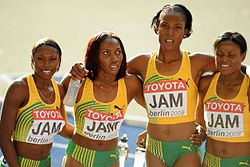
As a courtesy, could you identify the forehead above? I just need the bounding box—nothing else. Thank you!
[100,37,121,49]
[160,9,186,23]
[33,45,59,55]
[216,40,241,51]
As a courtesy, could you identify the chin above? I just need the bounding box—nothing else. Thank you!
[219,70,235,76]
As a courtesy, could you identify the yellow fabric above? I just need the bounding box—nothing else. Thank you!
[13,75,62,142]
[204,73,250,142]
[143,51,198,124]
[74,77,128,136]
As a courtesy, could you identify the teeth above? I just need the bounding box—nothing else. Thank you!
[221,64,229,67]
[165,39,174,43]
[43,70,51,73]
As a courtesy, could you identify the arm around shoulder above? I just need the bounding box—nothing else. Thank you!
[190,53,217,74]
[125,74,146,108]
[127,54,151,78]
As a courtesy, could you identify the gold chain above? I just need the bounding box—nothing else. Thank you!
[94,80,117,89]
[37,86,54,101]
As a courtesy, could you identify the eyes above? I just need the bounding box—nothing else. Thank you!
[159,22,183,31]
[102,49,122,57]
[216,51,237,59]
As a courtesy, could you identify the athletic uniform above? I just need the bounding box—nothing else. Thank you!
[66,77,128,167]
[203,73,250,167]
[144,51,199,166]
[0,75,65,167]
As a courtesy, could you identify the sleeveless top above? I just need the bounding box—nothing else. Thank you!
[13,75,65,144]
[74,77,128,141]
[143,51,198,124]
[204,72,250,142]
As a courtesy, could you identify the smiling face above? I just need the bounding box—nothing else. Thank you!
[157,9,187,50]
[97,37,123,77]
[215,40,246,75]
[32,46,60,80]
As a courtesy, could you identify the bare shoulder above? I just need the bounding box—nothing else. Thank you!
[8,76,28,93]
[123,73,144,105]
[124,73,142,86]
[3,76,29,107]
[124,73,143,93]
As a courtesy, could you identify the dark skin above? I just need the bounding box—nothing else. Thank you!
[0,46,74,167]
[61,37,145,167]
[69,11,216,167]
[128,10,216,167]
[198,40,250,167]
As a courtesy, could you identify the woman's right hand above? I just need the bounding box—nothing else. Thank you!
[70,63,88,80]
[136,130,147,148]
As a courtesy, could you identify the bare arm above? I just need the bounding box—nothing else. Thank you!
[248,81,250,112]
[190,53,217,85]
[195,94,206,129]
[57,83,74,139]
[125,74,146,108]
[127,54,151,81]
[189,75,214,146]
[0,80,27,167]
[133,78,146,108]
[194,94,207,142]
[197,75,214,138]
[60,74,71,93]
[191,53,217,73]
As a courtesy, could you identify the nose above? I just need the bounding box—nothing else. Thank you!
[111,53,119,61]
[43,59,50,67]
[166,27,174,35]
[221,55,228,62]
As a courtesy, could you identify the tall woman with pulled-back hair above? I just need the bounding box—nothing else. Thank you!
[128,4,218,167]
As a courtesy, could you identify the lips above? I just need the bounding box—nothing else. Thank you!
[110,64,120,71]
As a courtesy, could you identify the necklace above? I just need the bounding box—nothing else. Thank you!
[37,86,54,101]
[94,80,117,89]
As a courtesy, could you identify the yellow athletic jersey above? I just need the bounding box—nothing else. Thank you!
[12,75,65,144]
[74,77,128,141]
[144,51,198,124]
[204,73,250,142]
